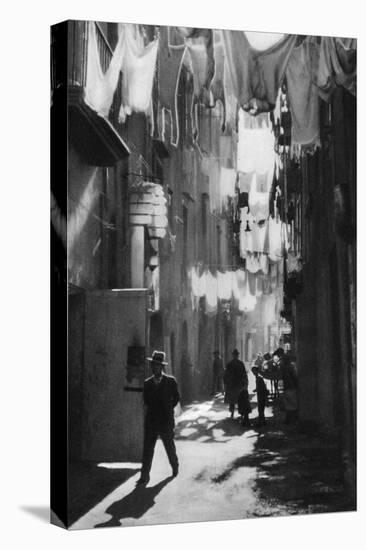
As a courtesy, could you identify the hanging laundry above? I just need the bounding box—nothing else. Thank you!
[248,175,270,222]
[256,272,264,297]
[198,269,207,297]
[239,277,257,312]
[217,271,233,301]
[84,22,126,117]
[220,167,236,209]
[209,31,226,128]
[262,271,271,294]
[268,260,278,291]
[256,172,271,193]
[208,158,221,213]
[281,223,290,256]
[231,270,240,301]
[286,36,320,158]
[197,102,222,157]
[237,110,275,175]
[236,269,247,295]
[248,272,257,296]
[157,26,187,146]
[181,28,215,102]
[256,221,270,254]
[189,266,200,302]
[268,216,283,262]
[238,172,254,193]
[246,252,261,273]
[250,222,261,252]
[205,270,218,316]
[263,294,276,325]
[240,208,254,257]
[119,25,159,122]
[221,30,297,111]
[200,154,211,176]
[259,252,269,275]
[186,39,210,100]
[318,36,357,101]
[222,53,239,134]
[219,135,234,167]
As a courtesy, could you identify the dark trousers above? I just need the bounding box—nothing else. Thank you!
[258,400,266,422]
[212,373,223,393]
[141,425,178,479]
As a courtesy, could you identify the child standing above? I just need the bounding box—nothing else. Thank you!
[238,386,251,426]
[251,366,268,425]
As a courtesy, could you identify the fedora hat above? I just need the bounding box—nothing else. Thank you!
[147,350,167,365]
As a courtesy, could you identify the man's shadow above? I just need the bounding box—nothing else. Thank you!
[95,476,173,528]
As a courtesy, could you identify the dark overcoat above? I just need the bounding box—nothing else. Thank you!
[143,373,180,430]
[223,358,248,404]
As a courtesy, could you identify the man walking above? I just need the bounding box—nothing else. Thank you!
[223,348,248,419]
[137,351,180,485]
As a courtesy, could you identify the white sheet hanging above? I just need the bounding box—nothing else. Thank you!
[84,22,126,117]
[219,167,236,209]
[198,269,207,297]
[268,216,283,262]
[205,270,218,316]
[217,271,233,301]
[238,276,257,312]
[237,109,275,175]
[119,25,159,122]
[246,253,261,273]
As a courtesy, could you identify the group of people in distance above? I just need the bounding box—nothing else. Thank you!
[137,346,298,485]
[212,346,299,427]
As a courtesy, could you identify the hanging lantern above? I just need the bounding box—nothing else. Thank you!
[129,182,156,226]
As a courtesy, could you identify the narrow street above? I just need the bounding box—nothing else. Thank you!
[51,21,357,529]
[70,382,352,530]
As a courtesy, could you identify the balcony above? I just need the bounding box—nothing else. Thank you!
[64,21,130,166]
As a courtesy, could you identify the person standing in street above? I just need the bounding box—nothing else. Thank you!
[223,348,248,418]
[254,352,264,373]
[238,385,251,427]
[273,347,299,424]
[211,350,224,395]
[251,366,268,425]
[137,351,180,485]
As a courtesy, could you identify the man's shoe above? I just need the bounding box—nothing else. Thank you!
[136,476,150,485]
